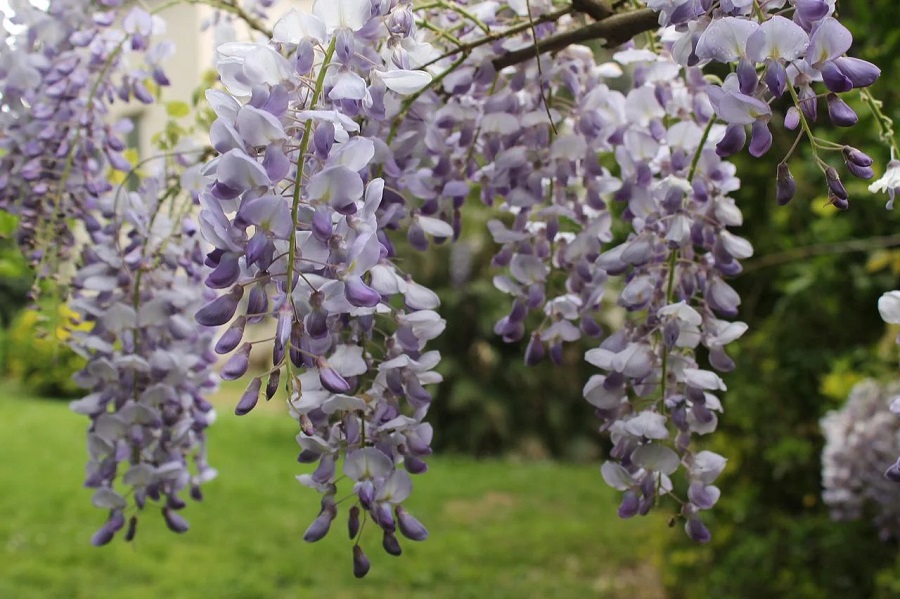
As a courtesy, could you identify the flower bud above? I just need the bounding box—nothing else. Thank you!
[685,516,712,543]
[221,343,252,380]
[524,332,545,366]
[783,107,800,130]
[348,506,361,539]
[235,377,262,416]
[776,163,796,205]
[382,531,402,556]
[715,124,746,157]
[396,506,429,541]
[826,93,858,127]
[162,508,189,534]
[825,167,848,200]
[195,285,243,326]
[303,508,334,543]
[215,316,246,354]
[352,545,371,578]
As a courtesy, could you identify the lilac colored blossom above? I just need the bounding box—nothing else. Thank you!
[821,380,900,540]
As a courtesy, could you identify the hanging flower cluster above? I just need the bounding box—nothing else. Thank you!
[821,380,900,540]
[196,0,443,573]
[67,159,219,545]
[0,0,172,269]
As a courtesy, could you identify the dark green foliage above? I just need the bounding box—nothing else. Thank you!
[661,2,900,596]
[397,205,602,460]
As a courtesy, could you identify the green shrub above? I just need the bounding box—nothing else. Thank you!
[4,305,86,399]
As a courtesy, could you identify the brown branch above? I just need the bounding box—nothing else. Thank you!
[570,0,614,21]
[491,8,659,70]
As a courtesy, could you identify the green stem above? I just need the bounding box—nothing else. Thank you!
[285,39,337,378]
[786,83,827,170]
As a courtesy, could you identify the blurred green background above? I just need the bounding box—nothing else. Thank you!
[3,1,900,597]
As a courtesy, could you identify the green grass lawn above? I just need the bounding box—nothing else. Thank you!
[0,383,665,599]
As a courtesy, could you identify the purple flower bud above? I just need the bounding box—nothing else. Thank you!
[764,59,786,97]
[663,319,680,348]
[335,29,355,64]
[345,277,381,308]
[527,284,545,309]
[235,377,262,415]
[221,343,251,380]
[716,124,746,157]
[311,207,333,241]
[834,57,880,89]
[404,456,428,474]
[357,480,375,509]
[316,357,352,393]
[795,0,829,21]
[303,508,334,542]
[524,332,545,366]
[395,506,428,541]
[296,39,315,75]
[688,482,719,509]
[298,449,320,463]
[196,286,243,326]
[709,346,735,372]
[737,58,757,95]
[843,147,873,168]
[124,516,138,542]
[617,489,640,519]
[247,285,269,320]
[685,516,711,543]
[508,299,527,324]
[820,61,853,93]
[845,161,874,180]
[352,545,371,578]
[407,222,428,251]
[348,505,361,539]
[784,107,800,130]
[549,342,564,365]
[205,253,240,288]
[799,87,818,121]
[265,370,281,400]
[382,531,402,556]
[776,163,796,205]
[312,454,336,484]
[829,190,849,210]
[215,316,246,354]
[162,508,189,534]
[826,94,858,127]
[825,167,848,200]
[748,120,772,158]
[373,502,396,533]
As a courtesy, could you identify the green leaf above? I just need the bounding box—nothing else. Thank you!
[166,101,191,118]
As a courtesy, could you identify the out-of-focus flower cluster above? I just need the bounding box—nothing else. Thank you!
[67,157,219,545]
[821,380,900,540]
[0,0,172,269]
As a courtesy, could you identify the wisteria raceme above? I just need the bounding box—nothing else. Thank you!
[373,1,747,538]
[2,0,900,578]
[196,0,442,572]
[821,380,900,540]
[0,0,172,271]
[67,162,219,546]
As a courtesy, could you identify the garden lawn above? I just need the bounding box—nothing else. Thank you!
[0,383,665,599]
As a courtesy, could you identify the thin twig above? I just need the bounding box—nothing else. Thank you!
[742,233,900,273]
[491,8,658,70]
